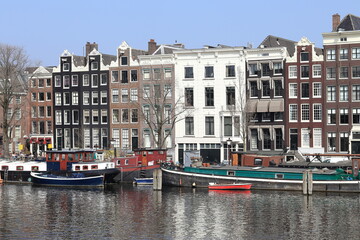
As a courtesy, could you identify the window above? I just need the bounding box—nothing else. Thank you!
[39,92,45,101]
[47,106,51,117]
[101,110,108,124]
[55,110,62,125]
[121,56,128,66]
[31,79,37,88]
[289,66,297,78]
[340,132,349,152]
[205,116,214,135]
[63,92,70,105]
[143,69,150,80]
[226,65,235,77]
[328,132,336,151]
[313,83,321,98]
[164,68,172,78]
[249,64,258,76]
[164,85,172,98]
[327,49,336,60]
[38,79,44,88]
[111,71,119,82]
[31,93,36,101]
[327,109,336,124]
[122,109,129,123]
[262,112,271,122]
[340,48,348,60]
[301,83,309,98]
[83,110,90,124]
[261,63,270,76]
[15,110,21,120]
[93,128,99,148]
[326,67,336,79]
[289,104,298,121]
[273,62,282,74]
[112,89,119,103]
[185,67,194,78]
[205,87,214,106]
[121,89,129,103]
[122,129,129,149]
[31,107,36,118]
[185,88,194,107]
[300,52,309,62]
[83,92,90,105]
[92,91,98,105]
[301,128,310,148]
[153,68,161,80]
[340,109,349,124]
[301,104,310,121]
[339,85,348,101]
[131,70,137,82]
[63,62,69,71]
[274,112,283,121]
[263,129,271,150]
[83,74,89,86]
[100,74,107,85]
[63,75,70,88]
[340,67,348,78]
[250,129,258,150]
[92,74,98,87]
[164,105,171,124]
[46,92,51,101]
[185,117,194,135]
[301,66,309,78]
[274,80,283,97]
[72,75,78,86]
[275,128,283,149]
[313,104,322,121]
[327,86,336,101]
[72,92,79,105]
[130,88,138,102]
[73,110,79,124]
[353,108,360,124]
[250,81,258,97]
[91,61,98,70]
[131,109,138,123]
[352,48,360,59]
[353,85,360,101]
[112,109,120,123]
[226,87,235,105]
[262,81,270,97]
[64,110,70,125]
[101,91,107,104]
[224,117,232,136]
[143,129,151,148]
[205,66,214,78]
[289,83,297,98]
[154,85,161,98]
[92,110,99,124]
[143,105,150,122]
[46,78,51,87]
[313,128,322,148]
[55,75,61,87]
[313,65,322,77]
[55,92,61,106]
[352,66,360,78]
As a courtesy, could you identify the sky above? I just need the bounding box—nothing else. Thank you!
[1,0,359,66]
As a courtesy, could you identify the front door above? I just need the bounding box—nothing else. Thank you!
[60,154,67,171]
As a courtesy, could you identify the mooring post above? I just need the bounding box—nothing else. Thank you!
[153,169,162,191]
[303,170,308,195]
[308,170,313,195]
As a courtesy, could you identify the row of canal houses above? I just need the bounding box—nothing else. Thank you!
[8,13,360,164]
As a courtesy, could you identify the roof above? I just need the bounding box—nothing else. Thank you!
[337,14,360,31]
[259,35,297,56]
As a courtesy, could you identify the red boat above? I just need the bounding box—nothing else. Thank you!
[208,183,252,190]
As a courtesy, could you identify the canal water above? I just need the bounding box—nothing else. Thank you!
[0,184,359,240]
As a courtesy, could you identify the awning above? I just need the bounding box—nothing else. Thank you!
[246,100,258,112]
[269,99,284,112]
[257,100,270,112]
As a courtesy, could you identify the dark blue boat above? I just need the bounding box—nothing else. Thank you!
[30,172,104,187]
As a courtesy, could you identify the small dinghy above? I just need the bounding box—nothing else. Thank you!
[208,182,252,190]
[134,177,153,185]
[30,172,104,187]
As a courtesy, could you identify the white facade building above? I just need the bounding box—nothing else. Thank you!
[174,46,246,165]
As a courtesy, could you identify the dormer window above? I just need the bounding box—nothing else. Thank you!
[91,61,98,70]
[300,52,309,62]
[121,57,128,66]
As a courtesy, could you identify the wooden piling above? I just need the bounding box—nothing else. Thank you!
[153,169,162,191]
[308,171,313,195]
[302,170,313,195]
[303,171,308,195]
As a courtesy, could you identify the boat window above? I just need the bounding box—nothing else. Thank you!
[148,151,153,155]
[75,154,79,161]
[143,152,147,156]
[68,154,74,161]
[83,166,88,170]
[16,166,24,171]
[125,159,129,165]
[227,171,235,176]
[61,154,65,161]
[159,151,164,154]
[55,154,60,161]
[91,165,98,169]
[1,166,8,170]
[75,166,80,170]
[117,160,121,165]
[254,158,263,166]
[47,153,52,161]
[31,166,39,171]
[275,174,284,179]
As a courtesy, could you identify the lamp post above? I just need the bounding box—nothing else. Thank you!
[227,138,232,166]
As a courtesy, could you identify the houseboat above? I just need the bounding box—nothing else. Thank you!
[0,159,47,182]
[30,172,104,187]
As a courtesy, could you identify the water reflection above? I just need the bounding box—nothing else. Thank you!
[0,185,360,239]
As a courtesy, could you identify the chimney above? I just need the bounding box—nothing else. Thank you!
[148,39,157,55]
[85,42,98,56]
[332,13,340,32]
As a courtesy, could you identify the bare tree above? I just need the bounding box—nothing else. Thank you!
[0,43,29,158]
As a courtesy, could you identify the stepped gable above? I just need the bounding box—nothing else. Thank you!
[337,14,360,31]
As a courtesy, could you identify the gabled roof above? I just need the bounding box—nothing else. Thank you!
[152,44,185,55]
[337,14,360,31]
